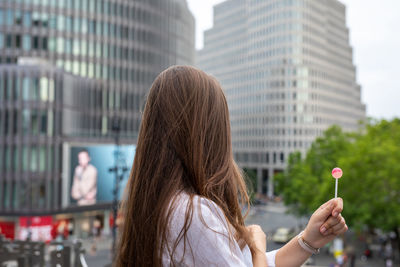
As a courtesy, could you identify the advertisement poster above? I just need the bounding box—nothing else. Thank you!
[69,145,135,206]
[18,216,53,242]
[0,221,15,240]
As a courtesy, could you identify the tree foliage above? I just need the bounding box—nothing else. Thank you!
[275,119,400,233]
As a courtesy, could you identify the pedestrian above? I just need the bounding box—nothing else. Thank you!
[115,66,348,267]
[384,241,393,267]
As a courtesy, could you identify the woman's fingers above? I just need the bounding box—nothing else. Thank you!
[320,214,347,235]
[317,197,343,220]
[331,198,343,217]
[246,225,266,250]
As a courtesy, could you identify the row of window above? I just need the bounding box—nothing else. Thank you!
[0,108,55,137]
[0,140,61,210]
[0,69,151,109]
[0,0,162,21]
[0,32,162,61]
[234,151,286,165]
[1,178,51,210]
[0,144,53,172]
[0,75,55,102]
[233,125,323,137]
[233,139,313,150]
[0,8,167,38]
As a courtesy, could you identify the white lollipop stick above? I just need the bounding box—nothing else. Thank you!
[335,179,338,199]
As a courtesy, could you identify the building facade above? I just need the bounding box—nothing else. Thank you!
[0,0,195,215]
[197,0,365,197]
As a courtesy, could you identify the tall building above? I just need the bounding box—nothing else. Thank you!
[197,0,365,197]
[0,0,194,218]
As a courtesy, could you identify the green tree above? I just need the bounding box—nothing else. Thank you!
[276,120,400,250]
[276,125,352,215]
[338,119,400,233]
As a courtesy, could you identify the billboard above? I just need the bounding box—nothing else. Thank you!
[0,221,15,240]
[18,216,53,242]
[67,144,135,206]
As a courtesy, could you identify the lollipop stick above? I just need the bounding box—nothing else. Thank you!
[335,179,338,198]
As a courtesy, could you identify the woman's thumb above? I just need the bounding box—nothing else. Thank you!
[315,200,335,221]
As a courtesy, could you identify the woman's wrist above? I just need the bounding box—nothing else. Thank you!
[302,229,320,250]
[250,248,265,257]
[250,250,267,267]
[297,231,320,254]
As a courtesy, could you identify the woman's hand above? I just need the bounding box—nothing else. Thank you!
[246,225,267,267]
[247,225,267,254]
[303,198,348,249]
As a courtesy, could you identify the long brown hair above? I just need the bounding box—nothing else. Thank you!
[115,65,250,267]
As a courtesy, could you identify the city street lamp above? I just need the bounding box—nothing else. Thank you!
[108,117,128,260]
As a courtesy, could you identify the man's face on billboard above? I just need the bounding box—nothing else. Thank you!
[78,151,90,168]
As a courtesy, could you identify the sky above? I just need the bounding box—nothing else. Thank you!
[187,0,400,120]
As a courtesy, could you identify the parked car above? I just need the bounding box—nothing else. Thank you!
[272,227,296,243]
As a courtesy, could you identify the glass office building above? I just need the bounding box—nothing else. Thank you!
[197,0,365,197]
[0,0,195,214]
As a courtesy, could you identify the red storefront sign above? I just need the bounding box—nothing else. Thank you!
[18,216,53,242]
[0,221,15,240]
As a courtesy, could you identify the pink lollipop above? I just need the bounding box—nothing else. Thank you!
[331,167,343,198]
[332,168,343,179]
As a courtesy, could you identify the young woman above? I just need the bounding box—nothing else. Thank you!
[115,66,347,267]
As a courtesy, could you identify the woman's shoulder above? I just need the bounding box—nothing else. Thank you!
[171,192,227,225]
[166,192,232,242]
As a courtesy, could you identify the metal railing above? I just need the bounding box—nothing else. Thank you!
[0,235,88,267]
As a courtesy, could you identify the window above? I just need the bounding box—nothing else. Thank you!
[48,37,56,51]
[82,0,88,10]
[22,146,28,170]
[32,12,40,26]
[23,12,31,27]
[65,16,72,32]
[88,42,94,56]
[57,15,65,31]
[33,36,39,49]
[0,9,3,25]
[22,77,30,100]
[73,17,80,33]
[74,0,81,9]
[40,111,47,135]
[22,34,31,51]
[64,60,71,72]
[15,10,22,25]
[73,40,79,55]
[6,9,13,26]
[47,110,53,136]
[81,40,87,56]
[72,61,79,75]
[81,18,88,34]
[41,13,48,27]
[32,78,39,100]
[40,77,48,101]
[39,146,46,172]
[89,0,95,13]
[80,62,87,76]
[31,145,38,171]
[15,35,21,48]
[57,37,64,53]
[0,33,4,49]
[6,34,12,48]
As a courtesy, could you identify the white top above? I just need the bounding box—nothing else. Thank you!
[162,193,278,266]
